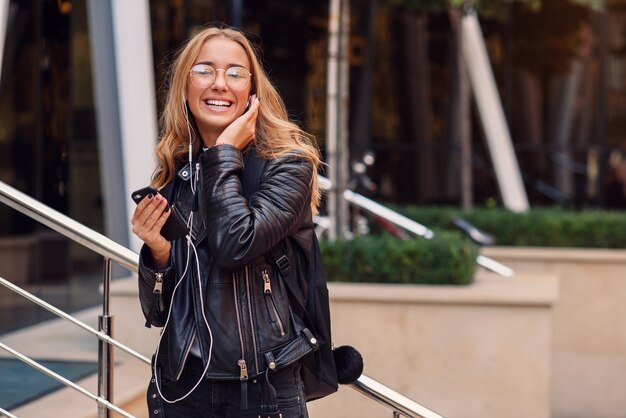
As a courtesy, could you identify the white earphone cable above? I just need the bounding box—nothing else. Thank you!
[151,113,214,402]
[152,217,214,403]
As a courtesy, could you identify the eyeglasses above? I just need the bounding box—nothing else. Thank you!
[189,64,252,91]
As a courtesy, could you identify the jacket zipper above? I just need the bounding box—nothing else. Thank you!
[238,359,249,409]
[233,273,246,359]
[154,272,163,293]
[244,266,260,374]
[176,336,194,380]
[262,269,285,336]
[176,262,197,381]
[233,273,249,409]
[171,203,194,240]
[194,162,208,236]
[145,272,164,328]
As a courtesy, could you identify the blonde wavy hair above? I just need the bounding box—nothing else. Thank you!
[152,26,322,214]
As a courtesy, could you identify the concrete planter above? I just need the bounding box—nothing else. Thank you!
[309,271,559,418]
[482,246,626,418]
[110,270,557,418]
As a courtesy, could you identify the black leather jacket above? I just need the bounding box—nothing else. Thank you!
[138,144,316,382]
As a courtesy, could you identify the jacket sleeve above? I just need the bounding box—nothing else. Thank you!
[199,144,313,268]
[137,244,175,327]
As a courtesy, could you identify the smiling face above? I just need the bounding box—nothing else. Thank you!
[186,37,252,146]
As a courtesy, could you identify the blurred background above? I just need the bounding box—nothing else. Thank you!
[0,0,623,358]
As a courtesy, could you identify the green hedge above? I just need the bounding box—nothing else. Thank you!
[396,206,626,248]
[320,232,478,285]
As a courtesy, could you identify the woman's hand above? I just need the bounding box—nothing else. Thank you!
[215,94,260,149]
[131,193,171,267]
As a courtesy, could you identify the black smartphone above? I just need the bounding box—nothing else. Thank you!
[131,186,188,241]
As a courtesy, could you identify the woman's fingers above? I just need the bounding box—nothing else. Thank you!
[145,196,168,228]
[244,95,260,143]
[215,95,260,149]
[248,94,260,115]
[243,94,260,119]
[132,193,158,223]
[134,194,164,226]
[131,194,170,246]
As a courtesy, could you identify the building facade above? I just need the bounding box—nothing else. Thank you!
[0,0,625,332]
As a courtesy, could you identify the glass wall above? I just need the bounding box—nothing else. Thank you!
[0,0,103,334]
[347,1,626,209]
[1,0,625,334]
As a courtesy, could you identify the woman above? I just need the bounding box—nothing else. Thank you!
[131,26,322,418]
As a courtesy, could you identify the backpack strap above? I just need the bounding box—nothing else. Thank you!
[268,243,306,319]
[269,241,325,388]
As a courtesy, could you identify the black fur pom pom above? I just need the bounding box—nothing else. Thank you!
[333,345,363,384]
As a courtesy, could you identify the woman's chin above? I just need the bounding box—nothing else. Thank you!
[198,116,233,133]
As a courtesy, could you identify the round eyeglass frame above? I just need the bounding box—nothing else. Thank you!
[189,64,253,91]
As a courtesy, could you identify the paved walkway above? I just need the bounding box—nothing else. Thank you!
[0,303,151,417]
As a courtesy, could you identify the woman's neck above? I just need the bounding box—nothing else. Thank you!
[200,133,218,148]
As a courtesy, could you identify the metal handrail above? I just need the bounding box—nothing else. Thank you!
[319,175,514,277]
[0,182,137,273]
[343,189,435,238]
[0,406,18,418]
[0,276,150,365]
[352,375,445,418]
[0,343,133,418]
[0,180,141,417]
[0,179,444,418]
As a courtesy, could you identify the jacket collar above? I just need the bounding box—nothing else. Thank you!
[173,161,206,243]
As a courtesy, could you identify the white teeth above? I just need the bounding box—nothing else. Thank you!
[204,99,231,107]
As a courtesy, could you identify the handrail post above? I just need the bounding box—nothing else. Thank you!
[98,257,114,418]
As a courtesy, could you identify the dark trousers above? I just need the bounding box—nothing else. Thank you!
[148,355,309,418]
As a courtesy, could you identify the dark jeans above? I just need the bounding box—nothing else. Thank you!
[147,355,309,418]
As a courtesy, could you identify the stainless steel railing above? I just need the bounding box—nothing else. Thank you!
[0,182,137,272]
[353,375,445,418]
[0,276,149,363]
[0,181,142,418]
[0,341,135,418]
[0,179,445,418]
[0,406,19,418]
[319,175,514,277]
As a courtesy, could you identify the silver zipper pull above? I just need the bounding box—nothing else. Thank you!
[153,272,163,294]
[238,358,249,409]
[262,270,272,293]
[237,359,248,380]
